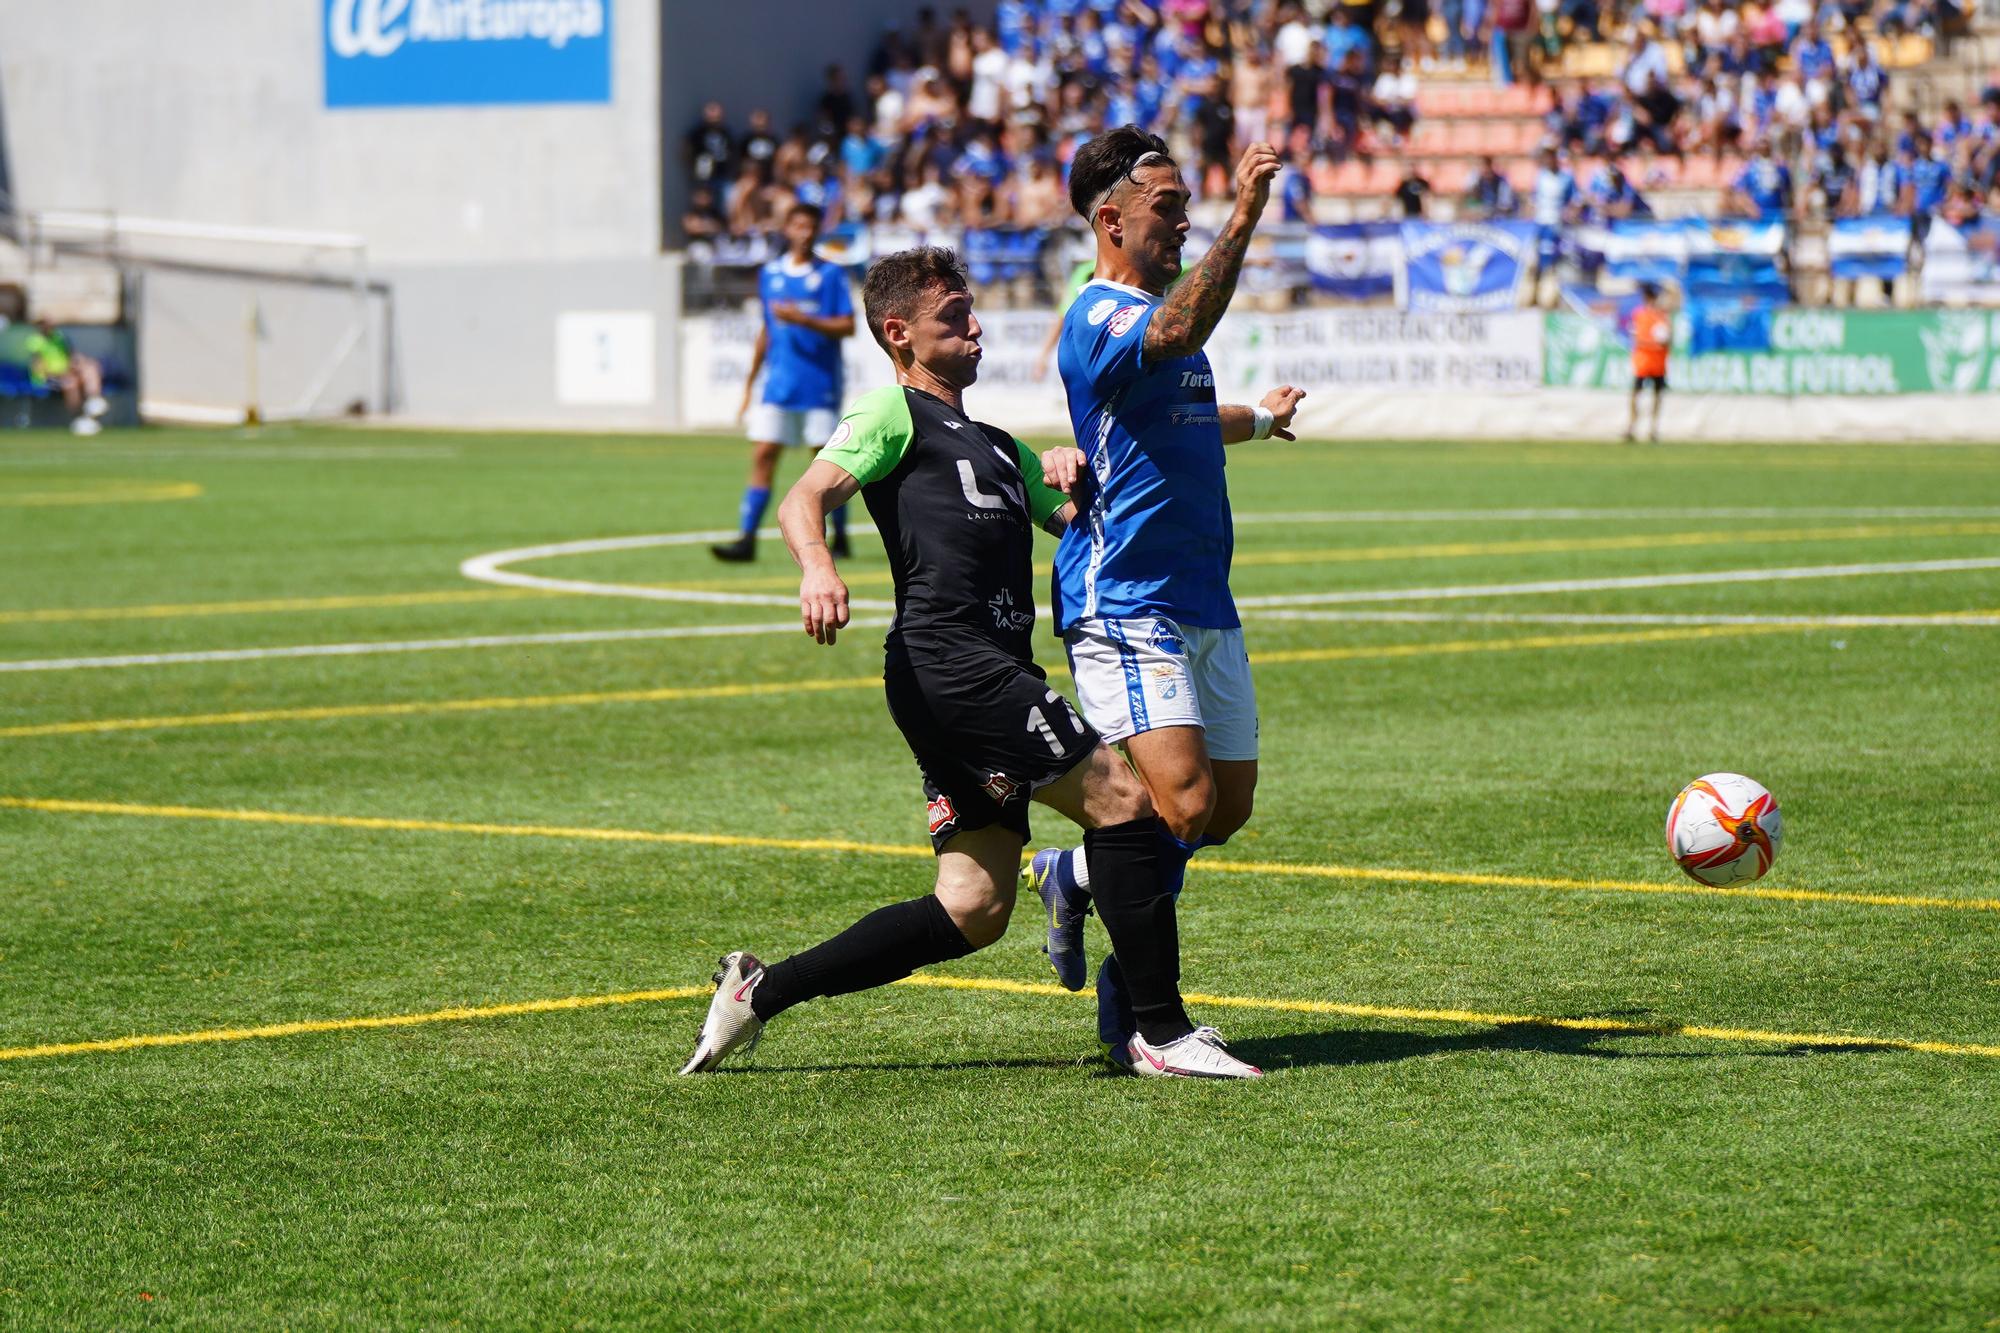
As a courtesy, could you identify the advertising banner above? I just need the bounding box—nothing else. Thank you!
[1829,216,1911,282]
[1544,308,2000,393]
[1396,222,1538,313]
[324,0,612,108]
[682,307,1546,430]
[1920,219,2000,305]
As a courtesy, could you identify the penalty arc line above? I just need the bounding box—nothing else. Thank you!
[4,795,1997,916]
[1,972,1994,1065]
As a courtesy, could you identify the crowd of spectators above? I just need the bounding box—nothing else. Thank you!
[678,0,1994,264]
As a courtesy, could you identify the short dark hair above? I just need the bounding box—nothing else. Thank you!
[860,246,968,354]
[1068,125,1174,220]
[785,200,824,226]
[1639,280,1661,299]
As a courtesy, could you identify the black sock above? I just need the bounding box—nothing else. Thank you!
[1084,817,1194,1045]
[750,894,975,1021]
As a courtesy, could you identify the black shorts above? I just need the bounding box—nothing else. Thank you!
[883,645,1100,853]
[1636,374,1668,392]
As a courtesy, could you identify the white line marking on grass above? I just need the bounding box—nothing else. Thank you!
[1246,609,2000,628]
[0,619,895,674]
[1233,557,2000,608]
[460,530,897,610]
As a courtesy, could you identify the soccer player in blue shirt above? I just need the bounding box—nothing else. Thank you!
[1022,126,1307,1068]
[712,202,857,563]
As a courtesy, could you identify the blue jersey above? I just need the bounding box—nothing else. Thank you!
[1053,280,1237,632]
[758,256,852,411]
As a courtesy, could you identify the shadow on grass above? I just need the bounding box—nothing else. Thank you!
[732,1055,1088,1075]
[1231,1016,1888,1070]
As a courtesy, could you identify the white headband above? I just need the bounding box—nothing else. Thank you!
[1092,150,1171,214]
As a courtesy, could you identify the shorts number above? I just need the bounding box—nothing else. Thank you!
[1026,691,1081,756]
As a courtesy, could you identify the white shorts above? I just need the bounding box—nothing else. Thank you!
[1064,616,1259,761]
[747,403,840,448]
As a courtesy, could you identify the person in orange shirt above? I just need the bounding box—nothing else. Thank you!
[1624,281,1672,443]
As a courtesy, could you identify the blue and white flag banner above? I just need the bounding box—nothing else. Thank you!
[1919,219,2000,305]
[1828,216,1910,282]
[1305,223,1401,299]
[1396,221,1538,314]
[1590,220,1688,286]
[324,0,612,108]
[1684,219,1787,259]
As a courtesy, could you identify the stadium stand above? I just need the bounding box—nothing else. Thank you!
[678,0,1998,309]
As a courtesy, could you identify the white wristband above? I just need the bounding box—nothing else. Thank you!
[1250,404,1276,440]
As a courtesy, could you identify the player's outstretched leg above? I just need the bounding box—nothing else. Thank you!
[677,826,1017,1073]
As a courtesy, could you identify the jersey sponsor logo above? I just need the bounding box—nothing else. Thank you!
[1178,370,1214,388]
[1085,297,1120,327]
[927,793,959,836]
[1108,305,1145,337]
[980,772,1022,805]
[1148,620,1188,657]
[824,419,853,449]
[987,587,1035,633]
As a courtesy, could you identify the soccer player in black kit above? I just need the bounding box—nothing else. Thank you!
[680,247,1260,1079]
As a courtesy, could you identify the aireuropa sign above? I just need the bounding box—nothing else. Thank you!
[324,0,611,108]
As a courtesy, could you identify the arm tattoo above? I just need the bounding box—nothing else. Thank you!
[1143,221,1252,362]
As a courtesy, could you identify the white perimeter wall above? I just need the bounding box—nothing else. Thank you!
[0,0,661,264]
[682,306,2000,442]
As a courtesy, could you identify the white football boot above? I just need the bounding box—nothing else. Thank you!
[677,950,766,1074]
[1120,1026,1263,1080]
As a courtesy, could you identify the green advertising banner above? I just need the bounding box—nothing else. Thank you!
[1544,309,2000,394]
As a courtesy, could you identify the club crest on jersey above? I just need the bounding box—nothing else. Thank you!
[1108,306,1145,337]
[824,420,853,449]
[980,772,1021,804]
[927,794,959,836]
[1085,297,1119,327]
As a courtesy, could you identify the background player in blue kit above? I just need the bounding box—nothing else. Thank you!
[712,202,857,563]
[1023,126,1306,1068]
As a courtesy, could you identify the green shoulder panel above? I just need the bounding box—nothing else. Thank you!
[1011,437,1069,528]
[817,385,913,487]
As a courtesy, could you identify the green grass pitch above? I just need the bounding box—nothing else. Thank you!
[2,425,1997,1327]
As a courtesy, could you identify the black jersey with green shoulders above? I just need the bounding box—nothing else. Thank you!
[819,384,1068,664]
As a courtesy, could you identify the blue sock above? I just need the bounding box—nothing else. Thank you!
[737,485,771,539]
[830,502,849,542]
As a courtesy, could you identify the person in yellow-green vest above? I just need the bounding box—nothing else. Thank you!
[26,317,108,436]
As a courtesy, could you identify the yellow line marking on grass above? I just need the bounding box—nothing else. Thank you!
[0,796,932,859]
[0,625,1782,739]
[894,976,2000,1060]
[0,676,885,738]
[5,795,1997,916]
[0,587,545,626]
[2,974,1993,1064]
[0,481,202,508]
[0,987,710,1062]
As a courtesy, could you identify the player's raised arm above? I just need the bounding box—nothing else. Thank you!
[1143,143,1280,363]
[1218,386,1307,444]
[778,457,860,645]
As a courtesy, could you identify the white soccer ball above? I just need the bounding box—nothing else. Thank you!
[1665,772,1783,886]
